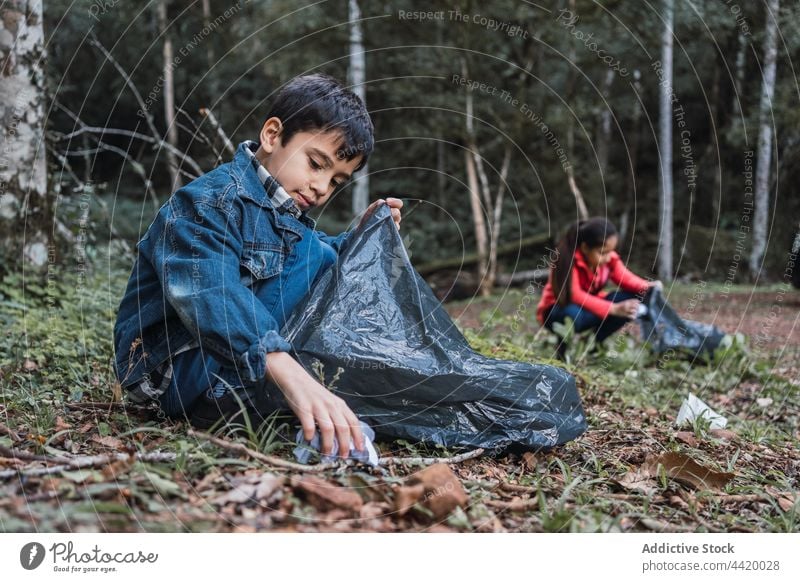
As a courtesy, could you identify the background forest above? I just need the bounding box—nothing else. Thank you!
[0,1,798,534]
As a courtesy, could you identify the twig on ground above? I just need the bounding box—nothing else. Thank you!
[379,447,484,466]
[64,401,154,414]
[0,450,177,480]
[187,429,331,473]
[637,517,697,533]
[0,444,52,463]
[0,423,22,443]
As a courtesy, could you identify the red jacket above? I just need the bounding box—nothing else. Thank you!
[536,250,650,324]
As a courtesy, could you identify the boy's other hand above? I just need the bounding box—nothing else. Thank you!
[610,299,640,319]
[264,352,364,459]
[359,198,403,230]
[648,280,664,292]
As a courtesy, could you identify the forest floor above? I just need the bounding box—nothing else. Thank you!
[1,265,798,533]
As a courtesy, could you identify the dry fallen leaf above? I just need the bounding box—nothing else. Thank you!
[360,501,392,522]
[90,435,125,451]
[675,431,699,447]
[618,452,734,494]
[292,475,363,512]
[101,457,135,481]
[616,466,659,495]
[646,452,734,491]
[522,452,538,472]
[54,417,72,432]
[765,486,798,512]
[393,483,426,516]
[254,473,284,502]
[212,483,257,506]
[404,464,468,520]
[709,429,737,441]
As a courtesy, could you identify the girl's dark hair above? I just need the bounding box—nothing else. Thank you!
[265,73,374,171]
[551,217,618,306]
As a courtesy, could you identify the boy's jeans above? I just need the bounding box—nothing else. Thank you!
[543,290,638,344]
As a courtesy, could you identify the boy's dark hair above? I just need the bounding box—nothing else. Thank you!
[552,217,617,307]
[266,73,374,171]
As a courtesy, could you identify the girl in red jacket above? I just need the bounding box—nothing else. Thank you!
[537,217,661,356]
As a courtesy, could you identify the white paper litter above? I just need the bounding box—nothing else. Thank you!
[675,393,727,430]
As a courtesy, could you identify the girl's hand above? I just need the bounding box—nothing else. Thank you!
[648,280,663,291]
[610,299,640,319]
[358,198,403,230]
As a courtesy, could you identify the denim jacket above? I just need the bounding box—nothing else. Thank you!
[113,141,349,393]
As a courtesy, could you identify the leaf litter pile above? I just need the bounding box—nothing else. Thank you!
[1,283,798,532]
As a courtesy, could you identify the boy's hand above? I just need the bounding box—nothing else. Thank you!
[264,352,364,459]
[359,198,403,230]
[648,280,664,292]
[610,299,640,319]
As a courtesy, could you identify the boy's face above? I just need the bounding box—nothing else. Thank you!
[256,117,363,211]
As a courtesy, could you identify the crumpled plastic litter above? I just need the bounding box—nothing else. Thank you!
[638,287,726,358]
[281,204,587,452]
[676,393,728,430]
[293,420,380,466]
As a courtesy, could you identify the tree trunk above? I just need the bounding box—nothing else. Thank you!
[749,0,780,278]
[732,31,747,119]
[565,0,589,221]
[158,0,181,193]
[620,69,643,244]
[202,0,216,100]
[0,0,49,269]
[657,0,674,281]
[699,62,721,227]
[465,147,489,295]
[483,145,511,293]
[348,0,369,217]
[596,69,615,178]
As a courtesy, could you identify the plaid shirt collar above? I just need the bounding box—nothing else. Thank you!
[242,140,314,226]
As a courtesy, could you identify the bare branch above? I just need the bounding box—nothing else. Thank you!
[88,32,162,143]
[57,126,203,177]
[199,107,235,157]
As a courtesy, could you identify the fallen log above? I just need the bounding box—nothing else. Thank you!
[496,268,549,287]
[415,232,550,275]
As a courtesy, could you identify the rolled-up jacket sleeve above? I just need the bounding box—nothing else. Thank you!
[314,229,350,254]
[608,252,650,294]
[150,192,291,383]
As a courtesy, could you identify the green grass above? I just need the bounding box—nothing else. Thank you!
[1,262,798,532]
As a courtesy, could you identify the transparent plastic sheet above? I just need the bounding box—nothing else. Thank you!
[281,204,587,452]
[638,287,726,358]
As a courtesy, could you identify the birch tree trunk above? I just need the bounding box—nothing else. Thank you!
[158,0,181,193]
[465,148,488,294]
[749,0,780,278]
[0,0,49,269]
[348,0,369,217]
[657,0,674,282]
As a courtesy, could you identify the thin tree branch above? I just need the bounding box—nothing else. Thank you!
[199,107,235,157]
[56,126,203,177]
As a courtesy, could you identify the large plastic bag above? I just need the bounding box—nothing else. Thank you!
[281,204,587,451]
[638,287,726,358]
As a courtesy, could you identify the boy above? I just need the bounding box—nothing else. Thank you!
[113,73,402,459]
